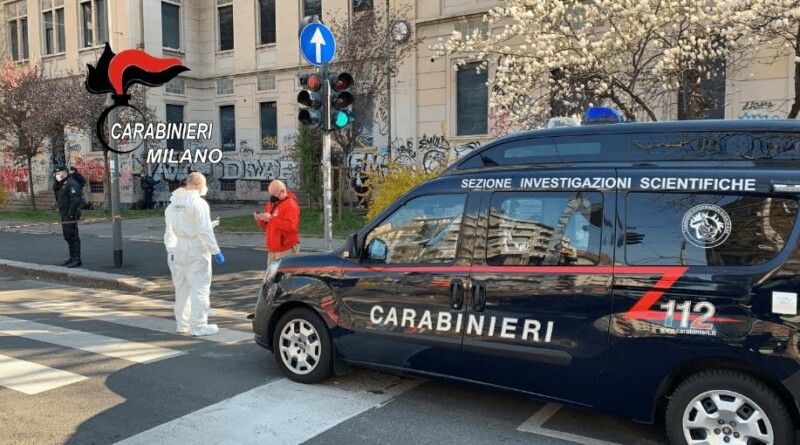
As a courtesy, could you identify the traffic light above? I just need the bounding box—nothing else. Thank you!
[298,73,324,128]
[327,72,354,131]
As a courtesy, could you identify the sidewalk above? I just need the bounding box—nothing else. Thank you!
[0,204,348,293]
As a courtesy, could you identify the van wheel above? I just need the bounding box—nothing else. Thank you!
[272,307,332,384]
[666,369,794,445]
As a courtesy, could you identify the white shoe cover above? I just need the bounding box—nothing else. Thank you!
[191,324,219,337]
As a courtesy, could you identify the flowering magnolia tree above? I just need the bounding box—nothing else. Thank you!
[434,0,758,127]
[730,0,800,117]
[0,62,90,209]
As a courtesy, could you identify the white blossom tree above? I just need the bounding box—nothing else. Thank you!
[434,0,758,127]
[729,0,800,117]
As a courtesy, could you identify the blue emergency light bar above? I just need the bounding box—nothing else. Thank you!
[584,106,624,125]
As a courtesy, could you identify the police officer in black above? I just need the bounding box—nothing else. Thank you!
[53,165,82,268]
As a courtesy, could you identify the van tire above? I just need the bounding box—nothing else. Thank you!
[665,369,794,445]
[272,307,333,384]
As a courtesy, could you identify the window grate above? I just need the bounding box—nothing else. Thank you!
[257,73,276,91]
[165,77,186,95]
[89,181,104,193]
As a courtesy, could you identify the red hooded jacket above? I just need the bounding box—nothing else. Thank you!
[257,191,300,252]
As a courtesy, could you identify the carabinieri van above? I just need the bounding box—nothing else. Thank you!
[253,118,800,445]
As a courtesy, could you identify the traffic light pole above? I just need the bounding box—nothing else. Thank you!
[321,62,333,250]
[108,103,123,267]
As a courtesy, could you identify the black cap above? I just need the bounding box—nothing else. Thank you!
[53,165,67,173]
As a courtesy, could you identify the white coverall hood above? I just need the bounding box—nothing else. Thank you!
[164,187,221,336]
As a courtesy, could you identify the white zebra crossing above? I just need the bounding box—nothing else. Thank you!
[0,295,253,395]
[0,353,87,395]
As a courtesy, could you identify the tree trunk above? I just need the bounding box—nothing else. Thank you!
[27,156,36,211]
[789,61,800,119]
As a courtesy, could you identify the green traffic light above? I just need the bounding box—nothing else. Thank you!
[333,111,354,129]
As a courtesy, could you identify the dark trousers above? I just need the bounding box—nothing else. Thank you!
[62,215,81,261]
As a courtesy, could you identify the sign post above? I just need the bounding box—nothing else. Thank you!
[108,105,123,267]
[299,19,337,250]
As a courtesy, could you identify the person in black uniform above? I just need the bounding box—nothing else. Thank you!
[53,165,82,268]
[69,166,86,188]
[141,174,160,209]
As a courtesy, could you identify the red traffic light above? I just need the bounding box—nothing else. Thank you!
[330,72,353,91]
[300,73,324,91]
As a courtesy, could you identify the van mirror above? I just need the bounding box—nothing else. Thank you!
[366,238,388,262]
[344,232,360,259]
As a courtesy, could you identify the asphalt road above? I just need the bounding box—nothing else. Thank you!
[0,230,269,311]
[0,274,670,445]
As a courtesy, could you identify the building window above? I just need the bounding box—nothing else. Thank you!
[80,0,108,48]
[355,96,374,146]
[260,181,270,191]
[456,62,488,136]
[89,181,104,193]
[303,0,322,20]
[260,102,278,151]
[162,1,181,50]
[220,105,236,151]
[353,0,372,12]
[217,0,234,51]
[165,77,186,95]
[454,17,487,39]
[91,139,101,152]
[257,73,276,91]
[216,78,234,95]
[678,58,726,120]
[42,0,66,55]
[6,1,29,61]
[166,104,184,150]
[219,180,236,192]
[16,181,28,194]
[258,0,276,45]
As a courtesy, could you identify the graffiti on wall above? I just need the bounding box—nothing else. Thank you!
[738,100,785,120]
[0,167,30,199]
[389,134,483,172]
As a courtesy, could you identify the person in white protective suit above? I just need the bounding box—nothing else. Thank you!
[164,172,225,337]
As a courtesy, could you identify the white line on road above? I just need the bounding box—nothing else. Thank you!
[518,403,624,445]
[19,300,253,344]
[0,353,87,395]
[0,315,183,364]
[114,372,423,445]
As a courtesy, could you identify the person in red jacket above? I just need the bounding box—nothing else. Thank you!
[255,179,300,264]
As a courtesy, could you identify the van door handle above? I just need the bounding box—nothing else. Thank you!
[449,279,463,310]
[472,281,486,312]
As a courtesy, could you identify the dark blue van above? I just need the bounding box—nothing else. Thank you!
[253,119,800,445]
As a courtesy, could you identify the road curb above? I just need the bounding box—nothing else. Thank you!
[0,259,160,293]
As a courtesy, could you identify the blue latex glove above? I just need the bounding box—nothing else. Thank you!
[214,252,225,264]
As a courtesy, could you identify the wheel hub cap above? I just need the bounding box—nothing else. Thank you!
[278,319,321,375]
[682,389,774,445]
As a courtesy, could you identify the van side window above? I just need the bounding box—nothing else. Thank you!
[625,193,798,266]
[365,194,466,264]
[486,192,603,266]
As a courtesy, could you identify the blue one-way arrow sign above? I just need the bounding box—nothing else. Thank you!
[299,23,336,67]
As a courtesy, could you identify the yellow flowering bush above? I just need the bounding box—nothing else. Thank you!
[363,161,444,222]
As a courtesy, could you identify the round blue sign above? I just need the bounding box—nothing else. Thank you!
[299,23,336,67]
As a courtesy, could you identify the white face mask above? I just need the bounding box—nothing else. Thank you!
[200,185,208,196]
[55,173,65,181]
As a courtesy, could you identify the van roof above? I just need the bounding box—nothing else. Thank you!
[449,119,800,171]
